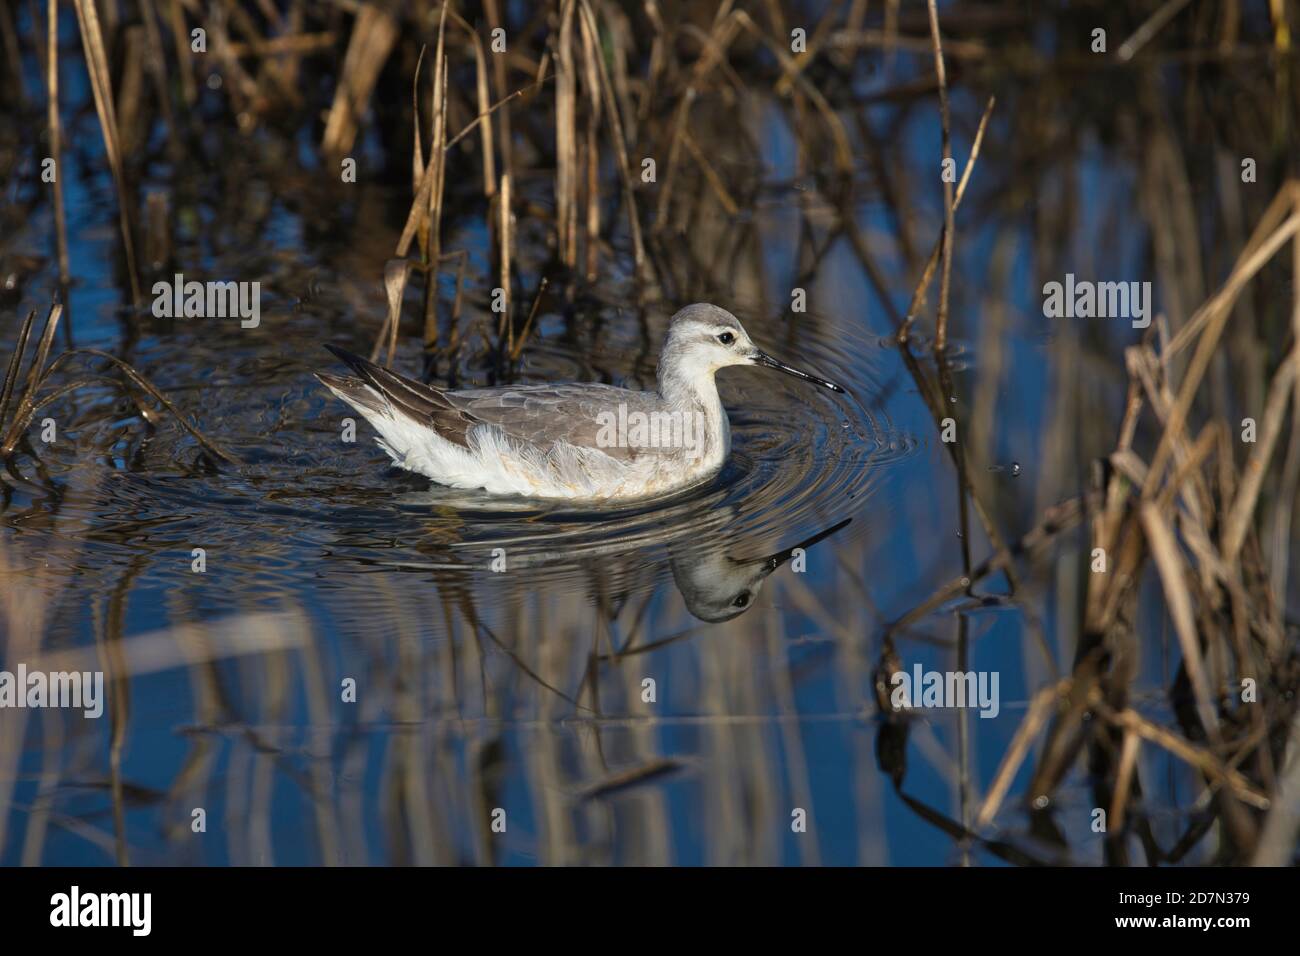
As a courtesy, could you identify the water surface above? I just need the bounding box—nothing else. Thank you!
[0,4,1290,866]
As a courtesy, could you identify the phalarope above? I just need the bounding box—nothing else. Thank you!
[317,303,845,500]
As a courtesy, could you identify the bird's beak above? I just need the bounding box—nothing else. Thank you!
[763,517,852,572]
[751,349,846,394]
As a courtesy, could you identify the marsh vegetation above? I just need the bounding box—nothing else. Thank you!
[0,0,1298,865]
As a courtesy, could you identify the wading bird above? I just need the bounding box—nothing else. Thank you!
[318,303,845,500]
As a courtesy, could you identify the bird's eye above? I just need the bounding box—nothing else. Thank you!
[717,332,735,346]
[732,591,750,608]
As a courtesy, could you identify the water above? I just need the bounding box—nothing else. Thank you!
[1,6,1292,867]
[3,263,931,864]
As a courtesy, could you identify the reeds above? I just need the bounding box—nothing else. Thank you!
[3,0,1300,867]
[0,298,238,465]
[902,184,1300,862]
[71,0,140,304]
[924,0,954,353]
[45,0,68,286]
[320,2,398,158]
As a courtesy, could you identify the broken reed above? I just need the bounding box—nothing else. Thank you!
[0,299,238,465]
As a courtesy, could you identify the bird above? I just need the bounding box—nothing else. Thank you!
[316,303,846,500]
[668,517,851,622]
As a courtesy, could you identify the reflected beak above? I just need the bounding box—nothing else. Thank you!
[763,517,852,572]
[752,349,846,394]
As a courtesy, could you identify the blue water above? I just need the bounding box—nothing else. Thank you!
[0,2,1280,867]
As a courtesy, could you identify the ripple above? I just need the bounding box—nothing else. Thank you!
[322,312,923,595]
[3,302,922,617]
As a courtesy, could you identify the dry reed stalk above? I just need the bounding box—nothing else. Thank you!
[0,0,24,101]
[1138,502,1221,743]
[895,97,994,342]
[93,570,132,866]
[46,0,68,285]
[1270,220,1300,604]
[321,2,398,157]
[733,11,854,175]
[925,0,955,353]
[577,0,647,274]
[1022,177,1300,828]
[0,310,36,432]
[974,679,1068,829]
[890,494,1085,635]
[115,27,146,155]
[137,0,178,153]
[373,42,429,365]
[448,249,466,360]
[16,345,242,465]
[579,8,602,281]
[682,130,739,216]
[395,145,443,257]
[443,10,497,199]
[474,52,499,195]
[841,0,870,66]
[167,0,197,107]
[1252,708,1300,865]
[509,277,549,363]
[772,0,848,96]
[0,302,62,455]
[422,33,449,351]
[1117,0,1196,61]
[1096,703,1269,810]
[498,171,513,352]
[1108,729,1142,832]
[1145,203,1300,491]
[205,9,259,119]
[72,0,142,304]
[421,15,452,257]
[638,0,667,126]
[1222,346,1298,562]
[556,0,578,268]
[225,31,336,58]
[1168,182,1299,358]
[446,48,552,151]
[371,258,412,366]
[483,0,514,191]
[0,539,47,860]
[604,6,637,146]
[1126,345,1211,530]
[655,8,740,231]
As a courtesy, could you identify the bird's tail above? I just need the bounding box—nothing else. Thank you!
[316,345,478,450]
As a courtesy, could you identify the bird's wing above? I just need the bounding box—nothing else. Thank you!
[451,383,659,461]
[322,345,483,447]
[322,346,660,460]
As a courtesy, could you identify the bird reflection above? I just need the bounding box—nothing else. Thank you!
[669,517,851,623]
[370,488,854,625]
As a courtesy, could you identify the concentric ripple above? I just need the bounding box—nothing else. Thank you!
[3,302,922,619]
